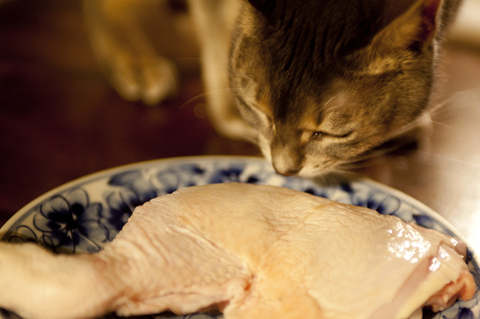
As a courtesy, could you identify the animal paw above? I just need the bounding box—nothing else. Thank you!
[105,53,178,106]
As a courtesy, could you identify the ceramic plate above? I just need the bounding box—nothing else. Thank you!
[0,156,478,319]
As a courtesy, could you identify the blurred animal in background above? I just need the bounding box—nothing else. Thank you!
[84,0,463,177]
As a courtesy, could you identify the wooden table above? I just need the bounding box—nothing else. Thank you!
[1,1,480,255]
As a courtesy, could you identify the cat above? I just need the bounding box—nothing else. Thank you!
[83,0,463,177]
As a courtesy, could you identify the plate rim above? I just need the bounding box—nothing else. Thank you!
[0,156,266,235]
[355,177,475,252]
[1,155,478,263]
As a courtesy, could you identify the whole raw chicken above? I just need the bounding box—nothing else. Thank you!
[0,183,475,319]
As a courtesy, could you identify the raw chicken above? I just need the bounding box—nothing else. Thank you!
[0,183,475,319]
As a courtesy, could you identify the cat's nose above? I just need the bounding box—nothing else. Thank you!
[275,168,300,176]
[272,159,302,176]
[270,139,303,176]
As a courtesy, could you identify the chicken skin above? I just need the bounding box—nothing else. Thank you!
[0,183,475,319]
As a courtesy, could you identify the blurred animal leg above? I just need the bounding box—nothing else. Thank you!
[188,0,258,141]
[83,0,178,105]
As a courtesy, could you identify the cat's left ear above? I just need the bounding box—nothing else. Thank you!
[372,0,443,53]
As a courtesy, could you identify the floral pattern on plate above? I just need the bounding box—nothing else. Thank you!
[1,156,478,319]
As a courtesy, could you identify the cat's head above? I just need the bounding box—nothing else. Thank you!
[229,0,459,176]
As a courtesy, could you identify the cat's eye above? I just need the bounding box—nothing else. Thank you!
[311,132,324,140]
[336,131,353,138]
[311,130,353,141]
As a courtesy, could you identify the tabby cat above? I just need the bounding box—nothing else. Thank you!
[84,0,463,176]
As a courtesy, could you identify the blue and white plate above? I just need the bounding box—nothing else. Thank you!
[0,156,478,319]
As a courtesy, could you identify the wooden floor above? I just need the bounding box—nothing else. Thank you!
[1,0,480,255]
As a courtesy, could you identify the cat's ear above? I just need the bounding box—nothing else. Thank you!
[372,0,443,53]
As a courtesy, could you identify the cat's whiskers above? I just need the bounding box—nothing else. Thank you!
[310,159,359,179]
[327,166,360,180]
[430,120,454,129]
[336,158,379,171]
[179,86,261,144]
[178,87,243,109]
[415,152,480,170]
[426,87,480,129]
[338,141,480,175]
[178,92,209,109]
[332,141,414,172]
[312,172,328,185]
[431,87,480,115]
[386,113,430,140]
[384,87,480,140]
[337,160,380,171]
